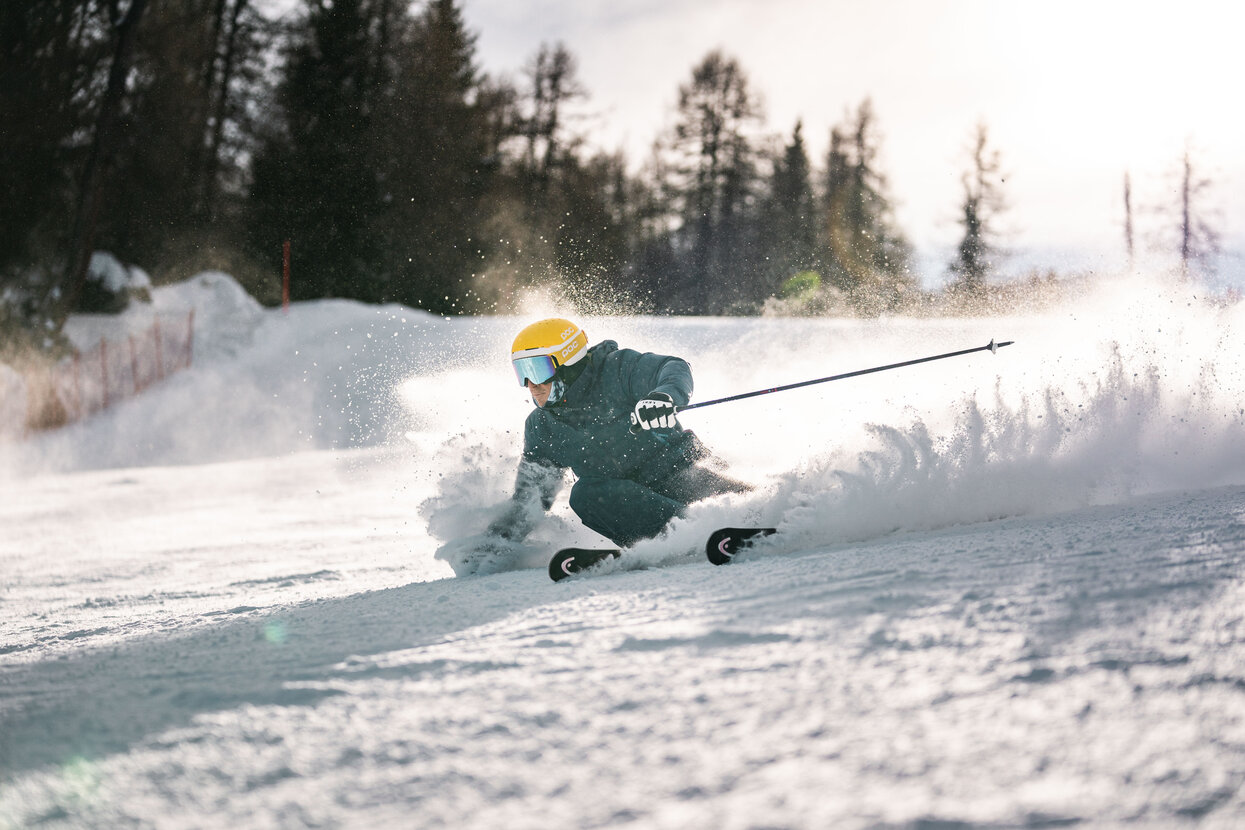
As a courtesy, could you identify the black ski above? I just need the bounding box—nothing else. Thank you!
[548,526,778,581]
[549,547,621,581]
[705,527,777,565]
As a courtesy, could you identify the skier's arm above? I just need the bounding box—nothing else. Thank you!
[487,457,562,541]
[514,456,562,511]
[626,352,693,407]
[623,351,693,433]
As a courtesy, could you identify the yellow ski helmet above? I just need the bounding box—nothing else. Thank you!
[511,318,588,386]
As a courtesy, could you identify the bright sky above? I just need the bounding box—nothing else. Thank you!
[461,0,1245,285]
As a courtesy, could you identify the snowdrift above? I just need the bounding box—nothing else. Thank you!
[5,270,1245,572]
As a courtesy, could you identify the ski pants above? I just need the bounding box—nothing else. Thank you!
[568,465,750,547]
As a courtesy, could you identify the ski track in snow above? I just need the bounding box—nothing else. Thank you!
[2,272,1245,827]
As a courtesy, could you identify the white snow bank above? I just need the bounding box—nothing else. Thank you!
[4,272,444,473]
[6,269,1245,572]
[62,269,261,359]
[87,251,151,294]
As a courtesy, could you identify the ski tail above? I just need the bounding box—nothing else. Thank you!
[549,547,621,581]
[706,527,777,566]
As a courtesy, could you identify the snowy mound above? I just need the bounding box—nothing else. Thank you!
[88,251,151,294]
[155,270,266,360]
[7,271,442,473]
[61,269,263,358]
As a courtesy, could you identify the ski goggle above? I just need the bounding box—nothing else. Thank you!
[513,354,559,386]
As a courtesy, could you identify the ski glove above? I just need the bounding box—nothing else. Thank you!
[631,391,679,432]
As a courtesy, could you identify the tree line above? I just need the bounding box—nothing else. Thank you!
[0,0,1220,364]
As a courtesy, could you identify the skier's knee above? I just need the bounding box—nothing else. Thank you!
[568,478,606,519]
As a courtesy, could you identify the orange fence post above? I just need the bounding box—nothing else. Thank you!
[129,334,141,395]
[72,353,82,420]
[186,309,195,368]
[100,340,109,411]
[153,318,164,381]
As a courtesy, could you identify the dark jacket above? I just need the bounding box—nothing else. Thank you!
[494,341,708,537]
[523,340,704,483]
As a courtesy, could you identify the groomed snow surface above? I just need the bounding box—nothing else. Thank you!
[2,272,1244,828]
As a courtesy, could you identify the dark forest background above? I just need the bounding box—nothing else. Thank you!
[0,0,1222,365]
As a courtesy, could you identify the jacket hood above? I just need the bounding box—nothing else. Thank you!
[558,340,617,390]
[587,340,619,358]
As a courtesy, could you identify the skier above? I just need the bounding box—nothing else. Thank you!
[438,317,749,575]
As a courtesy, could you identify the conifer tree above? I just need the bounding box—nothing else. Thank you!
[760,121,818,294]
[823,100,913,313]
[520,42,583,195]
[60,0,150,319]
[380,0,494,310]
[1123,170,1135,271]
[199,0,267,223]
[662,50,765,313]
[2,0,277,340]
[249,0,384,300]
[515,45,629,306]
[102,0,273,273]
[949,121,1007,300]
[468,41,631,311]
[0,1,107,353]
[550,151,634,307]
[1173,144,1219,280]
[820,125,850,281]
[1,3,86,297]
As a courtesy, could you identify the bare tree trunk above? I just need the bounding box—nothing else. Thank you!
[1179,151,1191,278]
[59,0,150,323]
[1123,171,1134,270]
[202,0,247,221]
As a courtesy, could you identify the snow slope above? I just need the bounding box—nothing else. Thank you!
[2,272,1244,828]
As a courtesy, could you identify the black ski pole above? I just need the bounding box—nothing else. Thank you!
[678,339,1014,413]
